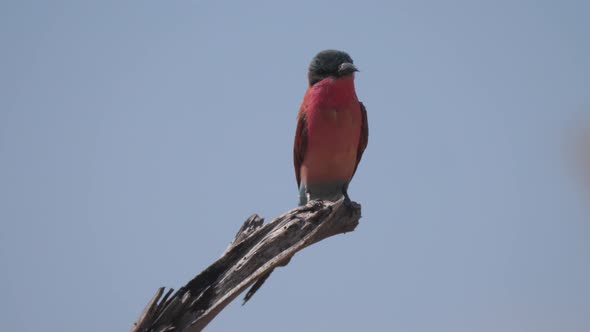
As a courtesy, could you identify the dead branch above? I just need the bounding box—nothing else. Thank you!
[130,198,361,332]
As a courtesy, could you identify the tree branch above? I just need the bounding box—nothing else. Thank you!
[130,198,361,332]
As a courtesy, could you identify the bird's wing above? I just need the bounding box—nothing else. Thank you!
[353,102,369,176]
[293,108,308,188]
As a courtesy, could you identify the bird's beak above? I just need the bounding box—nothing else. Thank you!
[338,62,358,76]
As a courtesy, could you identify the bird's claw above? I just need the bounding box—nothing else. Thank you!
[343,191,355,216]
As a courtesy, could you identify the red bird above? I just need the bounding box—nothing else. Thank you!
[294,50,368,206]
[243,50,368,304]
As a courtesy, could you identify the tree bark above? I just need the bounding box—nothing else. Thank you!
[130,198,361,332]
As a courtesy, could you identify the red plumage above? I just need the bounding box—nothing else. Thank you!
[294,69,368,204]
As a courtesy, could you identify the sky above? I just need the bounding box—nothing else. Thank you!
[1,1,589,331]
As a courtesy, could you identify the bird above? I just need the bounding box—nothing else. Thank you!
[293,49,368,206]
[242,50,368,305]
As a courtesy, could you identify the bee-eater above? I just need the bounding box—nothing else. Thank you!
[294,50,368,206]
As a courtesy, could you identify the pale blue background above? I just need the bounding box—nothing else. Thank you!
[1,1,589,331]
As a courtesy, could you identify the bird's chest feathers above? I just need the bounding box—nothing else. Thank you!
[300,77,361,182]
[311,105,357,132]
[306,78,360,135]
[307,114,358,168]
[304,85,361,158]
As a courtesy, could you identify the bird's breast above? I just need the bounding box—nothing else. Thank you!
[301,101,362,183]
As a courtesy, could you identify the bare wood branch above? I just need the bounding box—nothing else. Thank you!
[130,198,361,332]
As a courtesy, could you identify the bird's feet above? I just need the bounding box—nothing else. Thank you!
[342,190,355,216]
[343,192,352,207]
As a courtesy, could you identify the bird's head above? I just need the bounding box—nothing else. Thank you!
[308,49,358,86]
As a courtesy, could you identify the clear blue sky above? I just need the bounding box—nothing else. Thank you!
[1,1,589,331]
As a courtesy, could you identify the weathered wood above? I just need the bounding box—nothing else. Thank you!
[130,198,361,332]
